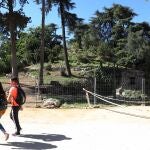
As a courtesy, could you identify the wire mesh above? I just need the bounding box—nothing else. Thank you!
[1,64,150,107]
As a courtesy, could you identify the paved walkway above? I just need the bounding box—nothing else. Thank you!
[0,107,150,150]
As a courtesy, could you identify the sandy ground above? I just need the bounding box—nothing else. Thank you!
[1,106,150,150]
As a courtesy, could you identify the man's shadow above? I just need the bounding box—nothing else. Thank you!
[0,133,72,149]
[20,133,72,142]
[0,141,56,149]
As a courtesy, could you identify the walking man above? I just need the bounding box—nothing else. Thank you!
[7,77,22,136]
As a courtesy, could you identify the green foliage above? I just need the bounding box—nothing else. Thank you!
[62,78,88,87]
[0,0,30,77]
[16,24,62,65]
[44,74,85,86]
[76,53,90,64]
[122,23,150,71]
[88,4,137,66]
[68,3,150,77]
[0,39,11,73]
[0,2,150,78]
[0,59,11,74]
[123,90,147,100]
[45,63,52,71]
[85,67,115,95]
[0,24,63,72]
[47,45,62,63]
[68,18,89,49]
[0,4,30,35]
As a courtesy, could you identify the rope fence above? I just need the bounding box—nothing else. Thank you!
[83,88,150,119]
[83,88,125,108]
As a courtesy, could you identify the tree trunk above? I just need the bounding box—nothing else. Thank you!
[60,4,72,77]
[113,63,116,98]
[39,0,45,85]
[78,36,82,49]
[8,0,18,78]
[10,27,17,78]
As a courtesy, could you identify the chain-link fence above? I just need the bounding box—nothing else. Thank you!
[35,75,90,105]
[0,72,37,107]
[35,68,149,104]
[87,68,148,106]
[1,66,150,107]
[34,67,150,106]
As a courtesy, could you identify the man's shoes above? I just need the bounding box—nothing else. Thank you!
[19,127,22,131]
[4,133,9,141]
[12,132,20,136]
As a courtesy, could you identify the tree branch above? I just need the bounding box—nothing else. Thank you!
[0,0,9,10]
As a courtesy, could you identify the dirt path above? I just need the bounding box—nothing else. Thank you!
[0,106,150,150]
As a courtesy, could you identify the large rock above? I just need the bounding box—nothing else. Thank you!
[43,98,62,109]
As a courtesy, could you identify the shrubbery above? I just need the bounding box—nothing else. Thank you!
[122,90,147,100]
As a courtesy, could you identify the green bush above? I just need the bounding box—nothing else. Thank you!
[45,63,52,71]
[123,90,147,100]
[0,60,11,74]
[77,54,90,64]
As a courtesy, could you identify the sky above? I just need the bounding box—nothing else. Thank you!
[23,0,150,31]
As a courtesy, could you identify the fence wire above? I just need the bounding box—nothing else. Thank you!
[0,66,150,106]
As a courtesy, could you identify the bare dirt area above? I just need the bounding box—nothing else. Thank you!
[1,106,150,150]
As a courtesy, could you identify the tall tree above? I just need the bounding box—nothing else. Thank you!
[35,0,52,84]
[68,18,89,50]
[16,24,62,65]
[90,4,136,66]
[125,22,150,72]
[0,0,30,77]
[53,0,76,77]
